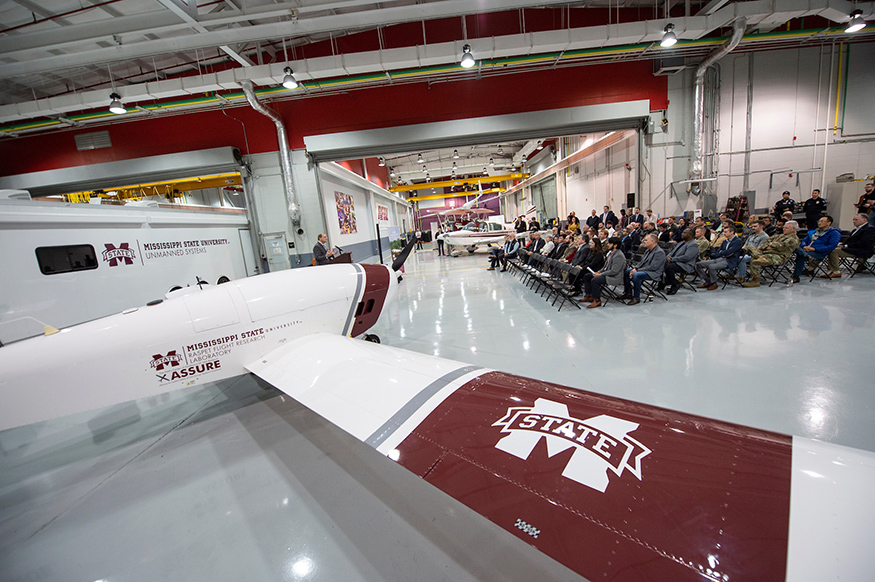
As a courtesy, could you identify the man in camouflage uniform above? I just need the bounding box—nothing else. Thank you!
[743,221,800,287]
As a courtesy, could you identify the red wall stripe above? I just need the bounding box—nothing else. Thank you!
[0,61,667,176]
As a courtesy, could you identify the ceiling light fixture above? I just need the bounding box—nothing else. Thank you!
[378,157,385,167]
[498,146,503,154]
[661,23,678,47]
[282,67,298,89]
[846,10,866,33]
[489,157,495,166]
[417,153,424,163]
[482,167,488,175]
[460,44,475,68]
[536,140,544,150]
[453,149,460,159]
[389,167,396,176]
[108,93,126,115]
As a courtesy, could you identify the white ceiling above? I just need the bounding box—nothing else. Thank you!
[0,0,872,131]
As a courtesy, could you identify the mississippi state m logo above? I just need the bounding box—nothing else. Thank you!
[493,398,651,492]
[150,351,182,371]
[103,243,136,266]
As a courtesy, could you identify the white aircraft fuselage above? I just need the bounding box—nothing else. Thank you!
[0,263,394,431]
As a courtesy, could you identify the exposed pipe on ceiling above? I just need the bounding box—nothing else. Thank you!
[692,16,747,180]
[239,80,301,226]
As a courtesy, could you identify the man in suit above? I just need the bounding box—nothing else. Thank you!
[629,207,645,227]
[695,221,743,290]
[586,209,600,229]
[313,233,338,265]
[662,229,699,295]
[621,233,666,305]
[548,234,569,260]
[520,232,546,265]
[628,222,642,250]
[600,206,616,228]
[825,214,875,276]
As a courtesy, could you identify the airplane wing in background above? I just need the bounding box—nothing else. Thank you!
[246,334,875,582]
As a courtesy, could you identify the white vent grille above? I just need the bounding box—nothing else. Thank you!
[74,131,112,151]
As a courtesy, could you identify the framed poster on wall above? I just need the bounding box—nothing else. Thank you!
[335,191,357,234]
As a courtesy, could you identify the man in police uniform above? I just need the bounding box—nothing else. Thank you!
[773,191,795,219]
[802,189,827,230]
[743,221,800,287]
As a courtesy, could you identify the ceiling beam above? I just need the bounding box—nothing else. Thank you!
[390,173,528,193]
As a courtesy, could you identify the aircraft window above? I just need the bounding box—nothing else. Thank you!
[354,302,365,317]
[35,245,98,275]
[365,299,375,314]
[217,276,231,285]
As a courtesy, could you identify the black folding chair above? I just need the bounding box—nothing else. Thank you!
[547,264,582,311]
[760,255,795,287]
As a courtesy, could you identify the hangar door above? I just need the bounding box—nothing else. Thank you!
[530,177,557,226]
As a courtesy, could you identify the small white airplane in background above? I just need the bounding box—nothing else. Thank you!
[0,239,873,582]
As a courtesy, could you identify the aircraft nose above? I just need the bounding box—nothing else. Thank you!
[350,264,392,337]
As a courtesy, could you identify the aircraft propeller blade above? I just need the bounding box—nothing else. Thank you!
[392,237,418,272]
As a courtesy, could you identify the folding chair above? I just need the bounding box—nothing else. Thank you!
[841,252,875,278]
[803,254,834,282]
[640,278,668,302]
[547,264,582,311]
[760,256,795,287]
[600,283,623,305]
[675,269,699,292]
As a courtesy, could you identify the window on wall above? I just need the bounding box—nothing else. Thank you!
[530,176,557,225]
[35,245,98,275]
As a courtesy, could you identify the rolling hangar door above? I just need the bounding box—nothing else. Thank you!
[303,101,651,224]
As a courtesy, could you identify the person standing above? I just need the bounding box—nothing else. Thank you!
[773,191,795,219]
[802,189,827,230]
[313,233,338,265]
[436,226,445,256]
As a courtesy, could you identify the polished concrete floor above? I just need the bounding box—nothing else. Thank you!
[1,247,872,582]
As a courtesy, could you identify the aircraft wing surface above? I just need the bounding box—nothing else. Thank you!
[246,334,875,582]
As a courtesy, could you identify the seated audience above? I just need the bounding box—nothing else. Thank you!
[662,229,699,295]
[736,219,770,281]
[763,215,776,236]
[743,221,800,287]
[657,222,671,243]
[671,217,688,242]
[488,234,519,271]
[694,226,711,260]
[825,213,875,277]
[580,237,625,308]
[695,221,743,290]
[792,215,840,282]
[620,233,666,305]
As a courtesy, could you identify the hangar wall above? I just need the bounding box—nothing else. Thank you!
[549,42,874,227]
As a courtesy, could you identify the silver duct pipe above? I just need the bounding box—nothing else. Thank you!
[692,16,746,179]
[240,80,301,225]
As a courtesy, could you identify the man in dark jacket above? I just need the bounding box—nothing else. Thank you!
[825,214,875,276]
[802,189,827,230]
[773,191,795,219]
[695,222,743,290]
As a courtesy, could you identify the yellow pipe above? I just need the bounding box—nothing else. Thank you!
[408,187,505,202]
[834,42,843,135]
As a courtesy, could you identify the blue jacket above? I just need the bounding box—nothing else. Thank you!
[710,235,744,270]
[800,227,841,254]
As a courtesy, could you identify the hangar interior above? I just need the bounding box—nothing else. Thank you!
[1,1,874,581]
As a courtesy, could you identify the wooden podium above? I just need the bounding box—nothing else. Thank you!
[331,251,353,264]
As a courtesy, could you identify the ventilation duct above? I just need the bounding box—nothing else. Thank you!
[691,17,747,180]
[240,80,301,226]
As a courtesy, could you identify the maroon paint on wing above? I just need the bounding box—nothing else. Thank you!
[350,264,390,337]
[393,371,792,582]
